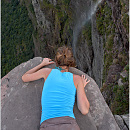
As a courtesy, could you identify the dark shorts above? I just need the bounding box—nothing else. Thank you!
[40,116,80,130]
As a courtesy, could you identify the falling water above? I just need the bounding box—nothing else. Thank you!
[72,0,102,55]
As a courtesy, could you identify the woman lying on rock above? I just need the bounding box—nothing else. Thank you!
[22,46,90,130]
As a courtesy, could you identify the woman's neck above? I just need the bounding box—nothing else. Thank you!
[59,66,69,72]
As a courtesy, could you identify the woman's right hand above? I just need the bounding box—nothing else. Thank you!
[40,58,55,66]
[81,75,90,88]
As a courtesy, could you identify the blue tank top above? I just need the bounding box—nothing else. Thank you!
[40,68,76,124]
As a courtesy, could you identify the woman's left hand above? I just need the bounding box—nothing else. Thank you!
[81,75,90,88]
[40,58,55,66]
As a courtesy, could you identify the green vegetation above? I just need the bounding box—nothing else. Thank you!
[118,52,128,67]
[96,2,114,36]
[98,1,129,115]
[39,0,72,47]
[120,0,129,34]
[82,21,92,46]
[63,0,70,5]
[29,3,35,15]
[111,84,129,114]
[2,0,34,77]
[103,52,113,82]
[96,2,115,83]
[96,2,115,84]
[101,81,129,115]
[40,0,54,9]
[124,64,129,71]
[96,2,111,35]
[106,34,114,51]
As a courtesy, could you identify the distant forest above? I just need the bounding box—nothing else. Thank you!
[2,0,34,77]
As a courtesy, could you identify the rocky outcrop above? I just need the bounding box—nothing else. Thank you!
[31,0,54,57]
[47,0,57,6]
[91,3,104,88]
[118,70,129,86]
[114,114,129,130]
[1,57,120,130]
[94,0,129,114]
[32,0,51,32]
[107,0,129,50]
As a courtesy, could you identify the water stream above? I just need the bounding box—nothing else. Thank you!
[72,0,102,55]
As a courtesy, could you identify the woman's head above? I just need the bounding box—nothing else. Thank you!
[55,46,76,67]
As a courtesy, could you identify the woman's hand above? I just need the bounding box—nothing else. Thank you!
[22,58,55,82]
[81,75,90,88]
[40,58,55,66]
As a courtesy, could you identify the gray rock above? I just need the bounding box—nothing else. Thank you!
[91,6,104,88]
[32,0,51,32]
[121,114,129,128]
[114,115,128,130]
[114,114,129,130]
[120,71,128,78]
[47,0,57,6]
[118,78,124,86]
[1,57,120,130]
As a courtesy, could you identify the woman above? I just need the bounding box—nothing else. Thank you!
[22,46,90,130]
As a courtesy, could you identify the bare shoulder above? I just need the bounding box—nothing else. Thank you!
[73,74,81,89]
[73,74,81,81]
[41,68,52,73]
[41,68,52,80]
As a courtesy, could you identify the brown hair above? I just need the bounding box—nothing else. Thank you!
[55,46,76,67]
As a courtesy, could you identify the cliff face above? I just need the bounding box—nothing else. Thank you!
[2,0,129,118]
[22,0,74,58]
[94,0,129,114]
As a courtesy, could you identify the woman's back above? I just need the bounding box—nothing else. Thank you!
[40,68,76,124]
[22,46,90,130]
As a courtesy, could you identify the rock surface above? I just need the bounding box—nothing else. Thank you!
[114,114,129,130]
[118,78,123,86]
[91,5,104,88]
[121,114,129,129]
[1,57,120,130]
[32,0,51,31]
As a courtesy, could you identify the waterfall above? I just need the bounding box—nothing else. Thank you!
[72,0,102,55]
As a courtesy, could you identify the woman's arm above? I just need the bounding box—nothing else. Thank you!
[22,58,55,82]
[76,75,90,115]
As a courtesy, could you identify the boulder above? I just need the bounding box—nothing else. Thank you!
[114,114,129,130]
[1,57,120,130]
[121,114,129,129]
